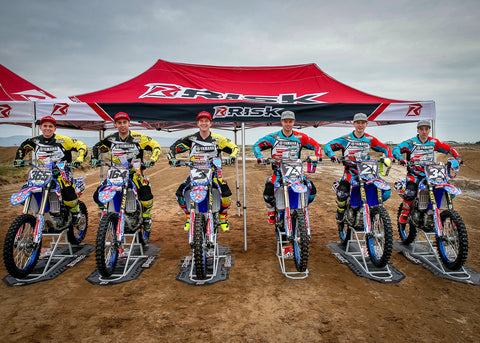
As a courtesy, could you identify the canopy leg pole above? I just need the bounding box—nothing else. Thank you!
[242,123,247,251]
[234,126,241,217]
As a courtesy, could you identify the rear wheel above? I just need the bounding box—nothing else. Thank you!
[3,214,42,279]
[193,214,206,280]
[366,206,393,268]
[291,209,310,272]
[67,200,88,245]
[437,210,468,271]
[397,203,417,245]
[95,213,119,277]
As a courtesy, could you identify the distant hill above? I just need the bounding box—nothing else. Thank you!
[0,135,177,147]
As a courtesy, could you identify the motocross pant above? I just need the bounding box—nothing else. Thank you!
[175,176,232,215]
[55,173,79,213]
[263,174,317,212]
[93,172,153,218]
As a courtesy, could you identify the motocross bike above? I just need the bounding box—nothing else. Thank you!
[394,158,468,270]
[94,147,152,278]
[262,155,317,273]
[333,158,393,268]
[176,155,227,280]
[4,157,88,279]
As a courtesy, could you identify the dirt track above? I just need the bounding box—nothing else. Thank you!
[0,147,479,342]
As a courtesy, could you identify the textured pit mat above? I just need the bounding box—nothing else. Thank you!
[86,244,161,286]
[326,242,405,284]
[177,245,234,286]
[393,241,480,285]
[3,244,95,287]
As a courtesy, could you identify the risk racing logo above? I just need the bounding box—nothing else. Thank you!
[0,104,12,118]
[406,103,423,117]
[51,103,69,116]
[213,105,285,119]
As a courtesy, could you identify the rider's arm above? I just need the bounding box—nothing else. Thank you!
[137,133,162,162]
[92,135,114,159]
[296,131,322,159]
[59,135,88,162]
[214,133,239,158]
[392,138,414,161]
[323,136,346,158]
[368,134,393,158]
[252,134,276,159]
[15,137,36,160]
[431,138,461,159]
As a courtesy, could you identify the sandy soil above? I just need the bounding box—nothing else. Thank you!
[0,146,479,342]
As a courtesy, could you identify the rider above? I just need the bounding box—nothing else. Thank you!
[14,115,87,223]
[252,110,322,224]
[324,112,393,222]
[167,111,239,232]
[91,112,161,231]
[393,119,462,224]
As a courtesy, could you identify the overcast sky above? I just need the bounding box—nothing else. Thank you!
[1,0,479,144]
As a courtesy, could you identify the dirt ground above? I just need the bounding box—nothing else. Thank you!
[0,146,479,342]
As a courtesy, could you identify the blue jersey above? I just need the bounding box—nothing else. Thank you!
[252,130,322,160]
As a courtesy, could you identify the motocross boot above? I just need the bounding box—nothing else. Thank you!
[143,217,152,232]
[267,211,276,224]
[219,214,229,232]
[184,213,190,231]
[335,199,346,222]
[399,200,413,224]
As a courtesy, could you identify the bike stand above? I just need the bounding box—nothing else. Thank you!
[3,230,94,287]
[86,232,161,286]
[326,229,405,284]
[177,244,234,286]
[393,230,480,285]
[276,230,308,279]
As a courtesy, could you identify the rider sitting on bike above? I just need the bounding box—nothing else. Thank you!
[14,115,87,224]
[324,113,393,222]
[91,112,161,232]
[252,110,322,224]
[393,119,463,224]
[167,111,239,232]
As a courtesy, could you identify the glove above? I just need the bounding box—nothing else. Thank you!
[90,159,98,168]
[73,160,82,168]
[145,160,155,168]
[168,158,178,167]
[456,157,463,165]
[226,157,236,165]
[399,160,407,166]
[13,159,23,168]
[330,156,339,163]
[257,158,265,165]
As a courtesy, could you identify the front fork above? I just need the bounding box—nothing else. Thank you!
[29,183,51,244]
[282,187,311,237]
[359,182,372,235]
[429,185,444,238]
[115,187,127,244]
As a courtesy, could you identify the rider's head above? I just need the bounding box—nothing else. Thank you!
[353,113,368,137]
[280,111,295,135]
[197,111,212,135]
[114,112,131,137]
[417,120,431,141]
[39,116,57,139]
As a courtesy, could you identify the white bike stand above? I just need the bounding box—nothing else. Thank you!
[276,230,309,279]
[97,232,148,283]
[397,229,475,282]
[343,229,394,280]
[3,230,94,286]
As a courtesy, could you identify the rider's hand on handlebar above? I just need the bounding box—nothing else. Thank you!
[90,159,98,168]
[72,160,82,168]
[168,158,178,167]
[13,159,23,168]
[456,157,463,165]
[225,157,236,165]
[330,156,340,163]
[399,159,407,166]
[257,158,265,165]
[145,160,155,168]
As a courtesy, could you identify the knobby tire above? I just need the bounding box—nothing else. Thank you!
[95,213,119,277]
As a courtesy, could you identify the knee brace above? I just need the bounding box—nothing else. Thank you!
[138,185,153,201]
[336,180,351,201]
[404,181,417,201]
[308,180,317,204]
[263,182,275,206]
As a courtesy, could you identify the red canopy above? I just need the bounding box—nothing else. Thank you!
[0,64,55,101]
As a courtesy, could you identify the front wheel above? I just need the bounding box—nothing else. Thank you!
[291,209,310,272]
[67,200,88,245]
[436,210,468,271]
[397,203,417,245]
[95,213,119,277]
[366,206,393,268]
[3,214,42,279]
[192,214,207,280]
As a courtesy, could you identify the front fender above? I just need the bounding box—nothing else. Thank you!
[191,185,208,203]
[290,181,308,193]
[99,185,121,204]
[10,186,42,205]
[372,179,391,191]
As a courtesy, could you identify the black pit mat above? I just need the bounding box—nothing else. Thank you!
[3,244,95,287]
[393,241,480,285]
[326,242,405,284]
[177,245,234,286]
[86,244,161,286]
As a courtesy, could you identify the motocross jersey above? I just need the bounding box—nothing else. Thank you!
[92,131,161,164]
[252,130,322,161]
[15,134,87,163]
[324,131,393,182]
[393,135,461,182]
[168,131,239,161]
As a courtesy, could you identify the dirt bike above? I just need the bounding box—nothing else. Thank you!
[394,158,468,270]
[4,157,88,279]
[262,155,317,274]
[94,149,152,278]
[175,155,228,281]
[333,157,393,268]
